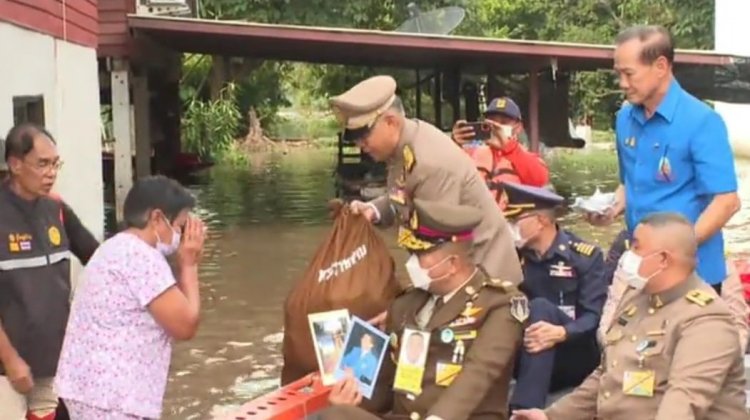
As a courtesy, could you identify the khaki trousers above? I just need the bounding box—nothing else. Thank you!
[0,376,57,420]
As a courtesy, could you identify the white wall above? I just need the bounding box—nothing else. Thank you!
[0,22,104,241]
[714,0,750,155]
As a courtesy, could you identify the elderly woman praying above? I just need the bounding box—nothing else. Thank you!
[54,175,205,420]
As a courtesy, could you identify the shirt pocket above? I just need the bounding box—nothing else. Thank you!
[639,338,670,388]
[650,141,690,184]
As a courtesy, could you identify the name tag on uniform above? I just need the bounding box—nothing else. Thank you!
[559,305,576,320]
[623,370,655,397]
[435,362,462,387]
[393,329,430,395]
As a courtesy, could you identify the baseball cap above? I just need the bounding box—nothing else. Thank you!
[484,97,522,121]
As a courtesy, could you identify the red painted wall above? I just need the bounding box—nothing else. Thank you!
[0,0,98,49]
[99,0,133,57]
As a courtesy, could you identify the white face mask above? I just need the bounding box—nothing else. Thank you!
[510,223,526,249]
[619,250,662,290]
[500,124,514,139]
[156,215,181,256]
[405,254,452,290]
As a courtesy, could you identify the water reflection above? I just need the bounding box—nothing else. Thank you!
[161,148,749,419]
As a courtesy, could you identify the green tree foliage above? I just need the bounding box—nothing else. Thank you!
[184,0,715,142]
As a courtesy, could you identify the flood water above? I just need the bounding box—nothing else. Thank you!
[161,148,750,419]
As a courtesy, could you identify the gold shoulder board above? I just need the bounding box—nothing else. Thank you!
[489,278,517,293]
[573,242,595,257]
[685,289,714,307]
[403,145,416,174]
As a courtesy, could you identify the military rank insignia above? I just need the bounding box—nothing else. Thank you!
[403,145,416,174]
[389,187,406,205]
[509,295,529,323]
[572,241,595,257]
[409,210,419,230]
[686,289,714,307]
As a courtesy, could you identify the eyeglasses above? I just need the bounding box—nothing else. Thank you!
[28,159,64,173]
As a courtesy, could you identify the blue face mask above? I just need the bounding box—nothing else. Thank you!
[155,215,181,256]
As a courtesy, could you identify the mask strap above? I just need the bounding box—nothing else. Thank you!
[425,255,454,275]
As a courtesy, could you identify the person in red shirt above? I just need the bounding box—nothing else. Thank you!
[451,97,549,210]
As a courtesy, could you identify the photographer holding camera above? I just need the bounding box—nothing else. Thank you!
[451,97,549,210]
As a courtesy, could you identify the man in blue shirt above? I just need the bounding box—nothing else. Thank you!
[341,333,378,385]
[588,25,740,292]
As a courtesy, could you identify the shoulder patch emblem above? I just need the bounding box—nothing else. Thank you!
[685,289,714,307]
[403,145,416,174]
[572,241,595,257]
[509,295,529,323]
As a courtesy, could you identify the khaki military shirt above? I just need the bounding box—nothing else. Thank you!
[359,268,525,420]
[369,119,523,285]
[546,274,749,420]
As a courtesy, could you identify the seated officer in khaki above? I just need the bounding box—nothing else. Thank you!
[321,199,527,420]
[330,75,522,286]
[512,212,748,420]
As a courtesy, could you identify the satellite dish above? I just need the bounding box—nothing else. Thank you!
[394,3,466,35]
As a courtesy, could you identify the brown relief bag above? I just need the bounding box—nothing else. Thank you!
[281,202,400,385]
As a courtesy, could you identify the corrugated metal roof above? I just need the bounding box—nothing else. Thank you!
[128,15,737,71]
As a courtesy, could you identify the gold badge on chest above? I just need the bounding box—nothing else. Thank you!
[48,226,61,247]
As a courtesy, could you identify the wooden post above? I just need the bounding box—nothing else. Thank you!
[415,69,422,119]
[487,70,500,101]
[528,68,541,153]
[133,74,152,178]
[111,59,133,222]
[447,67,461,124]
[433,70,442,130]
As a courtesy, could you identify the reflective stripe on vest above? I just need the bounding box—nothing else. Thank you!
[0,250,72,271]
[464,145,520,209]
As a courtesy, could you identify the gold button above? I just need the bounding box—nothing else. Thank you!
[466,286,476,295]
[410,412,420,420]
[612,360,618,368]
[648,308,655,315]
[603,391,611,399]
[630,335,637,342]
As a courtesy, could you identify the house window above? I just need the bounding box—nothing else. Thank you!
[13,96,45,126]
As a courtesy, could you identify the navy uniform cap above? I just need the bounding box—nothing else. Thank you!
[502,182,564,219]
[484,97,522,120]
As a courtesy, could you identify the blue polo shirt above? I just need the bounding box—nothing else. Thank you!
[615,79,738,285]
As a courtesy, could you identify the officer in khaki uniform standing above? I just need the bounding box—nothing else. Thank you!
[321,199,527,420]
[513,212,748,420]
[330,75,523,286]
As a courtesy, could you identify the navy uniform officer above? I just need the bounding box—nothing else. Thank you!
[321,199,526,420]
[502,182,608,411]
